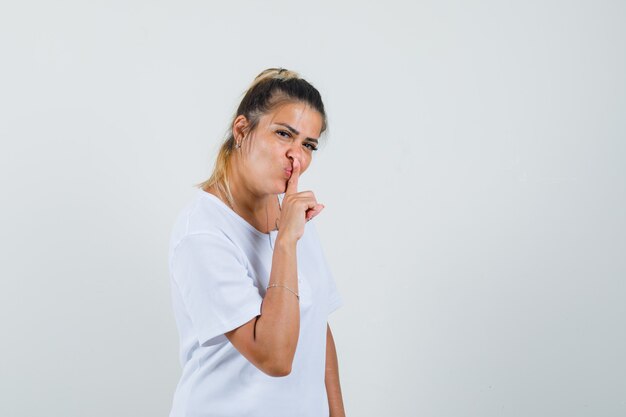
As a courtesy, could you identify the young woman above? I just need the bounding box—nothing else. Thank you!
[168,68,345,417]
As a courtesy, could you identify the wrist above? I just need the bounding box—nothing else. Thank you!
[275,234,298,249]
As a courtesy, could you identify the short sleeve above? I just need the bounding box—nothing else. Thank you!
[170,233,263,345]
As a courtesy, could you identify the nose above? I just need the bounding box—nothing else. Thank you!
[286,143,303,167]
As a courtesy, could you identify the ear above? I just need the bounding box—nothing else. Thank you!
[232,115,249,142]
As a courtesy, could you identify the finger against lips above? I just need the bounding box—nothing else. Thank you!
[285,159,300,195]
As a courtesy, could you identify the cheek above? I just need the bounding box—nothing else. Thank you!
[300,155,312,173]
[253,152,280,179]
[248,142,274,170]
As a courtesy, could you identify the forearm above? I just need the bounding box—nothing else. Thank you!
[255,237,300,369]
[325,324,346,417]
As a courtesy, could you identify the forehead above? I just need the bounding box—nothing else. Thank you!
[264,102,323,137]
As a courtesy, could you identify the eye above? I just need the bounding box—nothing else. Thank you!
[304,142,318,151]
[276,130,291,138]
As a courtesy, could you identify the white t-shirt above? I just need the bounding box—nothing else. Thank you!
[168,189,343,417]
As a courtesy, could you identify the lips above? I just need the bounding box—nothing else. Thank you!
[284,167,293,178]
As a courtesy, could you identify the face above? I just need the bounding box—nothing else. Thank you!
[233,101,323,195]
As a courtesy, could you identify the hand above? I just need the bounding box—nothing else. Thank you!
[277,158,324,243]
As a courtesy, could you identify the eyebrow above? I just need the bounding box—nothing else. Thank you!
[274,123,319,143]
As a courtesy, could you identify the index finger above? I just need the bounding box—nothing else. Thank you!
[285,158,300,195]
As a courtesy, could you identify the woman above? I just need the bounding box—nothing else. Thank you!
[168,68,346,417]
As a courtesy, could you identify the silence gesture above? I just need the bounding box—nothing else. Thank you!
[278,158,324,243]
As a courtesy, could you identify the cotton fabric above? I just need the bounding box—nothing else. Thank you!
[168,189,343,417]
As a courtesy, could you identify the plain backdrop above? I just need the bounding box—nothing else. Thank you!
[1,1,625,416]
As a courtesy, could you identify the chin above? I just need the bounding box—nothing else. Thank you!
[262,182,285,195]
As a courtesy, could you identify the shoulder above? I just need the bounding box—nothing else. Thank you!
[169,190,236,249]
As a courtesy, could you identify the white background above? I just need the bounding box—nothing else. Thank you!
[1,1,625,416]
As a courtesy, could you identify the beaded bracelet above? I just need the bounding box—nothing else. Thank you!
[266,284,300,300]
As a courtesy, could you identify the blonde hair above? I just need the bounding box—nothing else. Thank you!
[196,68,327,208]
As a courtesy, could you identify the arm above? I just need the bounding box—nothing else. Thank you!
[325,323,346,417]
[225,237,300,377]
[224,159,322,377]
